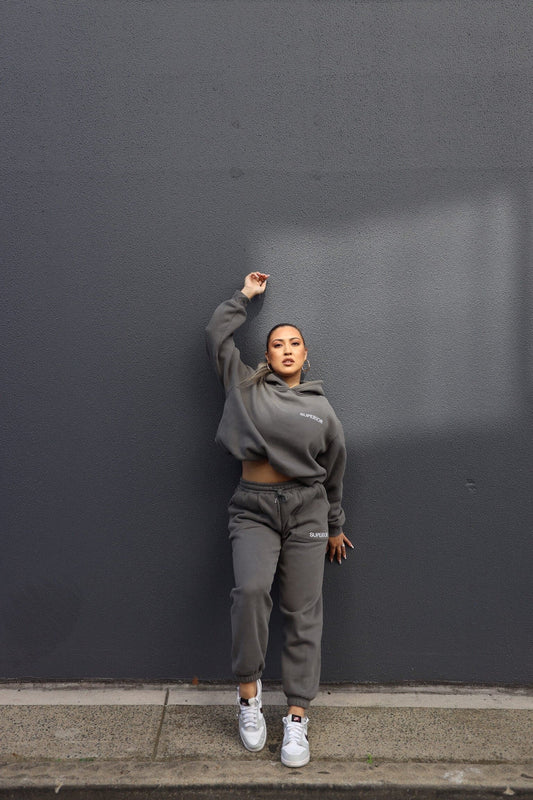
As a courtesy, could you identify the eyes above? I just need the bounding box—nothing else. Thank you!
[272,340,302,348]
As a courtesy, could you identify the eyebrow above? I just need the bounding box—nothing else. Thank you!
[271,336,302,343]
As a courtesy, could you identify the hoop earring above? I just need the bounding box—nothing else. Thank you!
[302,359,311,373]
[266,362,273,372]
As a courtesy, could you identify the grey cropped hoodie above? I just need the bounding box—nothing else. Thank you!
[205,290,346,537]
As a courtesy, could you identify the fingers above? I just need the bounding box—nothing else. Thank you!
[326,541,344,564]
[343,535,354,550]
[327,533,354,564]
[248,271,270,285]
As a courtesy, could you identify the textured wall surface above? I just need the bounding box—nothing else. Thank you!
[2,0,532,683]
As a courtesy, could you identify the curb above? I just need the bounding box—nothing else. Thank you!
[1,760,533,799]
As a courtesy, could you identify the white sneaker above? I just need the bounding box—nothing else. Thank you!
[281,713,310,767]
[237,679,267,752]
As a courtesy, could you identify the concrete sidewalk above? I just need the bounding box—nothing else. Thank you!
[0,682,532,798]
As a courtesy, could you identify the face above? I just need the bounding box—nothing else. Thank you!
[266,326,308,387]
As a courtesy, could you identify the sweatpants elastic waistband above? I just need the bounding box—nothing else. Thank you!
[238,478,303,492]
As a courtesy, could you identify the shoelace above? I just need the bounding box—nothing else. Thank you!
[239,700,261,729]
[284,719,306,744]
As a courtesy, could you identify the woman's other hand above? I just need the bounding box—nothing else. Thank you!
[327,532,354,564]
[241,272,270,299]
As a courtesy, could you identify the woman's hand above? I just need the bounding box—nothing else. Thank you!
[241,272,270,299]
[327,532,354,564]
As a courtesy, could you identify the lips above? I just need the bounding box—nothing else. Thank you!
[282,359,294,366]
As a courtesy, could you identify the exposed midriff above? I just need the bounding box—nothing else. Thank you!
[241,459,292,484]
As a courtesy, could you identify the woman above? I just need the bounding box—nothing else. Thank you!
[205,272,352,768]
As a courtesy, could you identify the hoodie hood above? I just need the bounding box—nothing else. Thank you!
[264,372,325,395]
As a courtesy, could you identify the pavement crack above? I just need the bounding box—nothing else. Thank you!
[151,687,169,760]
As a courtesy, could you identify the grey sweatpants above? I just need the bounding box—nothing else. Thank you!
[228,479,329,709]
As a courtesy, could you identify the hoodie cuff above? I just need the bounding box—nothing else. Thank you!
[328,525,343,539]
[235,290,250,305]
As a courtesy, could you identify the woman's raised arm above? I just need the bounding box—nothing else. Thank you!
[205,273,269,391]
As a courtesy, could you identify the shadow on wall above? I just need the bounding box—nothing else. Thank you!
[0,580,83,669]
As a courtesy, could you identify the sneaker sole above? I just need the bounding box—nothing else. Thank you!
[281,752,310,768]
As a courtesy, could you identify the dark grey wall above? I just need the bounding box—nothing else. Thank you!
[2,0,532,683]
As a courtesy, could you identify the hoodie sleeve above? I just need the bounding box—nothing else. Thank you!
[205,290,255,391]
[317,428,346,537]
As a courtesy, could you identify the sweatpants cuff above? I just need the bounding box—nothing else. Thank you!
[235,671,262,684]
[286,696,311,709]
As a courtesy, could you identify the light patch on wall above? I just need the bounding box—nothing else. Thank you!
[250,191,521,442]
